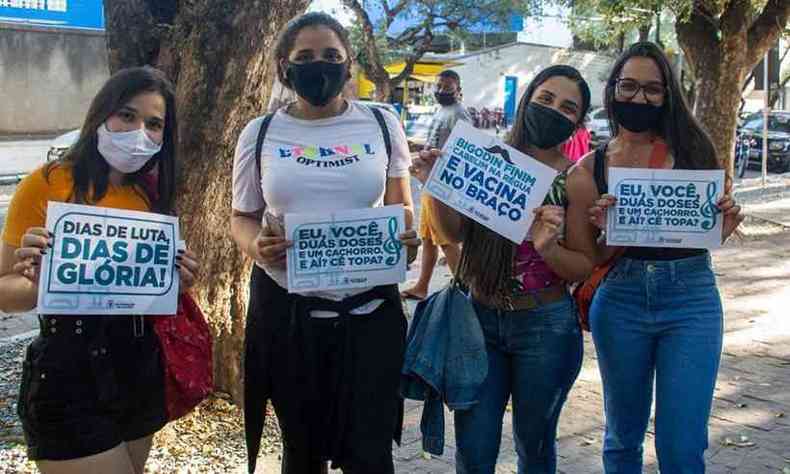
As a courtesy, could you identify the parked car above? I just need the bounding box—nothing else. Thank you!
[588,107,611,145]
[46,129,80,162]
[736,111,790,173]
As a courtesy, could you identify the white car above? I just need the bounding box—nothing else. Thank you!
[46,129,80,162]
[588,107,611,145]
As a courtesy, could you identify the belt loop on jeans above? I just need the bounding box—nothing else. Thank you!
[669,260,677,282]
[133,315,145,338]
[621,258,633,276]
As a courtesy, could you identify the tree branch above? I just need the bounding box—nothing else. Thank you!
[746,0,790,71]
[385,0,410,29]
[675,3,719,77]
[342,0,389,84]
[390,24,425,46]
[389,31,433,87]
[719,0,750,39]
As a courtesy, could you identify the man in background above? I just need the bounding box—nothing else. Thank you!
[402,70,471,300]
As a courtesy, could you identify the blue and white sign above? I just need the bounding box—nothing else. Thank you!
[424,121,558,243]
[606,168,725,249]
[509,14,524,32]
[37,202,181,315]
[285,205,407,293]
[503,76,518,126]
[0,0,105,30]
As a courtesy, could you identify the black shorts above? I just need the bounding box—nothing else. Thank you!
[17,315,167,461]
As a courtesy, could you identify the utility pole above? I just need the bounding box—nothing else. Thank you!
[762,51,769,187]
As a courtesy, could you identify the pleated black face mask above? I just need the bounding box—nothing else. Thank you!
[612,100,663,133]
[286,61,348,107]
[434,91,457,106]
[523,103,576,149]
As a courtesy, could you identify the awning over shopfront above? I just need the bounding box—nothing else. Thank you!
[356,58,460,99]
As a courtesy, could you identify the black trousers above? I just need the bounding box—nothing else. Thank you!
[244,266,406,474]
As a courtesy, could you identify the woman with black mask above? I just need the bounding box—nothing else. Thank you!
[230,12,420,474]
[411,65,599,473]
[582,42,743,473]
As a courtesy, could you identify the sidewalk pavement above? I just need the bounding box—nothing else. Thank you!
[253,197,790,473]
[743,198,790,228]
[734,173,790,204]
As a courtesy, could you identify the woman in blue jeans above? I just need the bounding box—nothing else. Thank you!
[583,42,744,473]
[411,65,601,473]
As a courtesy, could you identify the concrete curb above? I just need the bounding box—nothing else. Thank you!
[734,183,790,204]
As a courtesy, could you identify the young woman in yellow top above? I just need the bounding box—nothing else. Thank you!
[0,67,199,474]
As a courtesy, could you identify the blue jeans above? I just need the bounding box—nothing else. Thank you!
[455,295,583,474]
[590,254,723,474]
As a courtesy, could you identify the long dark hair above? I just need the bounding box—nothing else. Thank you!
[457,65,591,307]
[274,12,354,89]
[45,66,177,214]
[605,42,719,170]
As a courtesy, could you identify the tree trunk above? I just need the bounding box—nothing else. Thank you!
[688,42,744,173]
[105,0,309,404]
[676,0,790,174]
[342,0,392,101]
[374,77,393,102]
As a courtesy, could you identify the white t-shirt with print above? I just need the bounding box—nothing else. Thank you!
[232,101,411,301]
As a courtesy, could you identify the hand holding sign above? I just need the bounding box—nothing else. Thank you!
[410,148,441,184]
[589,194,617,230]
[718,179,744,243]
[175,247,200,292]
[13,227,52,285]
[398,228,421,264]
[531,205,565,255]
[252,213,293,270]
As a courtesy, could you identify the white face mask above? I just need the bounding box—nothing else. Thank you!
[96,123,162,174]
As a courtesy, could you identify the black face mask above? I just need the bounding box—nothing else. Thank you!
[612,100,663,133]
[286,61,348,107]
[434,91,457,106]
[523,103,576,149]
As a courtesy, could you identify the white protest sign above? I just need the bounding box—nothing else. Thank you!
[423,121,558,243]
[285,205,407,293]
[37,202,180,315]
[606,168,725,249]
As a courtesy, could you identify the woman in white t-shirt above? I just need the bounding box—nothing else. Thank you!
[230,12,419,474]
